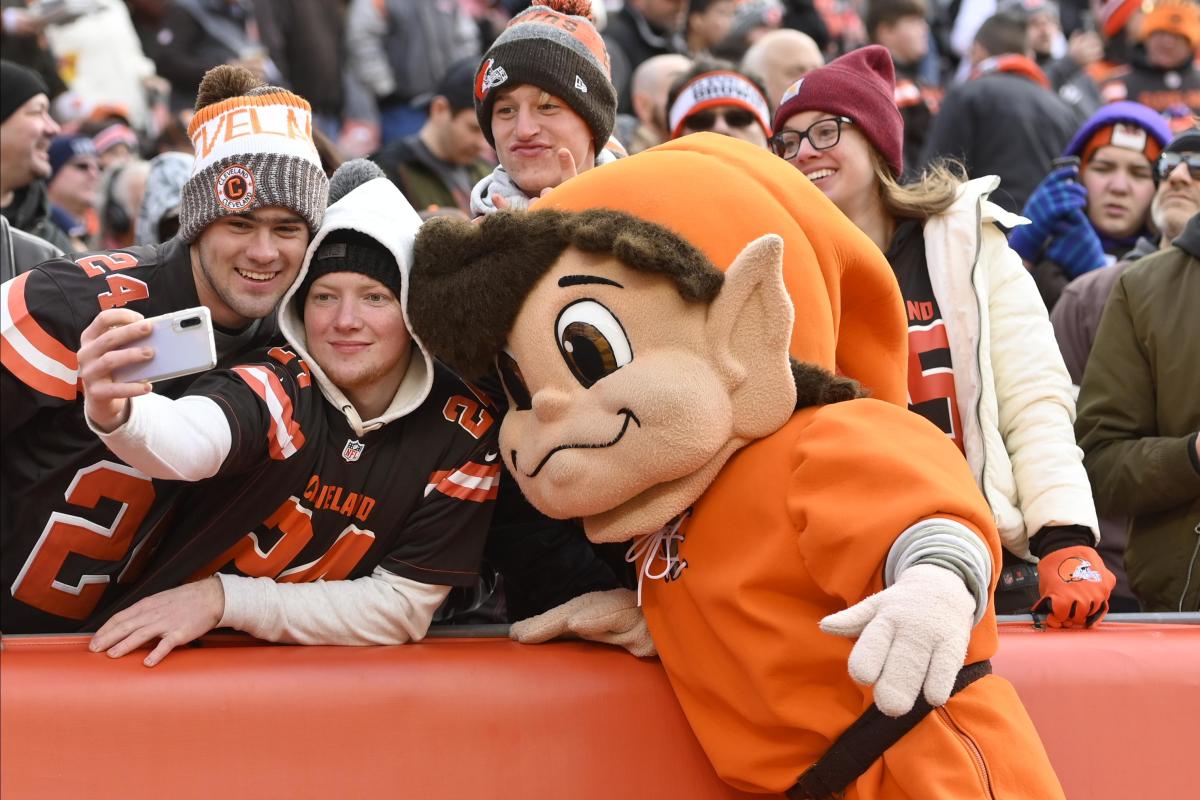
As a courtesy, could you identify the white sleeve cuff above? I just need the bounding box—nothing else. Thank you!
[91,393,231,481]
[216,569,451,646]
[885,518,993,625]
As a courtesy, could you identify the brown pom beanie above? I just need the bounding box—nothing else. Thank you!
[473,0,617,152]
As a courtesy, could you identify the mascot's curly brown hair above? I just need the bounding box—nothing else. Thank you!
[408,133,1065,799]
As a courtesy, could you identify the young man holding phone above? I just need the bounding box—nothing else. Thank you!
[76,163,497,664]
[0,65,329,633]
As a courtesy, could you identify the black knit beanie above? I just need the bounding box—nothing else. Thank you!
[1,60,50,124]
[300,230,400,306]
[473,0,617,152]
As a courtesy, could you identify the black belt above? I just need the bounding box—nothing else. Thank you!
[787,660,993,800]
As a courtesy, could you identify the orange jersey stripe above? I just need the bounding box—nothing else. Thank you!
[232,365,306,460]
[1,273,79,400]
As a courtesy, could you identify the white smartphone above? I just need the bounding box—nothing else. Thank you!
[111,306,217,384]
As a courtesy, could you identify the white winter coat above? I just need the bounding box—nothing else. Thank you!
[922,176,1099,559]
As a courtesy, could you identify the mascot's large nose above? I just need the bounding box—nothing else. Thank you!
[531,388,572,423]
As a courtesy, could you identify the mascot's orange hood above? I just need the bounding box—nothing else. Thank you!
[534,132,908,405]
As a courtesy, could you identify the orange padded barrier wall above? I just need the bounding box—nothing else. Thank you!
[2,622,1196,799]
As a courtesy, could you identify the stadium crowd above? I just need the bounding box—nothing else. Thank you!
[1,0,1197,665]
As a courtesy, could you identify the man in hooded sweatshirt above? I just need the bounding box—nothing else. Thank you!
[76,161,498,665]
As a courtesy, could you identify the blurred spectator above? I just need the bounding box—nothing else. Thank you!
[614,53,691,154]
[812,0,869,56]
[1012,102,1171,308]
[42,0,159,133]
[1004,0,1104,118]
[149,0,282,111]
[99,159,151,249]
[1053,128,1200,386]
[469,1,619,215]
[255,0,347,137]
[666,59,772,147]
[686,0,736,55]
[867,0,943,180]
[0,0,68,98]
[373,57,492,217]
[1076,208,1200,613]
[45,135,101,251]
[604,0,689,114]
[345,0,481,144]
[0,60,70,252]
[779,0,831,52]
[1050,127,1199,613]
[0,215,61,283]
[135,150,193,246]
[711,0,784,61]
[1097,0,1200,114]
[920,12,1078,212]
[92,123,140,170]
[740,27,825,109]
[772,45,1108,623]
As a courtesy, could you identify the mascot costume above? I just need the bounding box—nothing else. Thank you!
[408,134,1065,799]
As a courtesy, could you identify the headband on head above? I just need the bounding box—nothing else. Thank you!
[668,71,772,139]
[1081,122,1165,169]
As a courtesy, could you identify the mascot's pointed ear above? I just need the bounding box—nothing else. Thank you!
[705,234,798,439]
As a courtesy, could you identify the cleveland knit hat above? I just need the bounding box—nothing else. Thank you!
[179,65,328,243]
[668,69,773,139]
[1064,101,1173,168]
[1,60,50,124]
[771,45,904,176]
[474,0,617,152]
[1139,0,1200,49]
[48,135,98,180]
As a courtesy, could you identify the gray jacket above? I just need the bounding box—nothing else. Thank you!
[1,210,64,284]
[344,0,479,121]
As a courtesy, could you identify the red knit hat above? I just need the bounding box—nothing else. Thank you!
[770,45,904,176]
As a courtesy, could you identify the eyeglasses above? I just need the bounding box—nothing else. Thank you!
[683,108,758,132]
[769,116,853,160]
[1156,151,1200,180]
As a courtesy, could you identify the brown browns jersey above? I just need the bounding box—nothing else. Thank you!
[86,349,498,626]
[1,239,277,633]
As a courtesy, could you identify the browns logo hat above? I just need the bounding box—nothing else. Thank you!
[473,0,616,152]
[178,67,327,243]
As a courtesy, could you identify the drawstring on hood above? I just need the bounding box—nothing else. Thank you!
[277,160,431,437]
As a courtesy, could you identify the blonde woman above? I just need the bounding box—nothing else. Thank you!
[770,45,1113,627]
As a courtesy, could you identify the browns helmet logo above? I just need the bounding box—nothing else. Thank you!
[1056,556,1103,583]
[215,164,256,212]
[475,58,508,100]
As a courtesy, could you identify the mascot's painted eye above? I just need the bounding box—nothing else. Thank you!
[496,350,532,410]
[554,299,633,388]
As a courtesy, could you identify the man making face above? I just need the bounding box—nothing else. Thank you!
[0,65,328,633]
[469,0,619,215]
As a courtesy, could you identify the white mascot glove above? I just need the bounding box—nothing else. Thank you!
[509,588,656,658]
[819,564,976,717]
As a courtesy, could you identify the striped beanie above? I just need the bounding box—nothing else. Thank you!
[473,0,616,152]
[179,66,328,243]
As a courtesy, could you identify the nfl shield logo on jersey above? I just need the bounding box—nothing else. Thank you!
[342,439,365,462]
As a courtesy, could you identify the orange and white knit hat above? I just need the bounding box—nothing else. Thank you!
[180,83,327,242]
[1138,0,1200,48]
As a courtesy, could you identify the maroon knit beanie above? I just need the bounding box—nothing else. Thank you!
[771,45,904,176]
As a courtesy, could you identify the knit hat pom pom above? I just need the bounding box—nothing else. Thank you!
[535,0,593,18]
[194,65,265,111]
[328,159,386,206]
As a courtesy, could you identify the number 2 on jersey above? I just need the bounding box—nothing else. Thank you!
[11,461,155,620]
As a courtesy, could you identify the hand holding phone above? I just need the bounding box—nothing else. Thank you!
[78,307,216,433]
